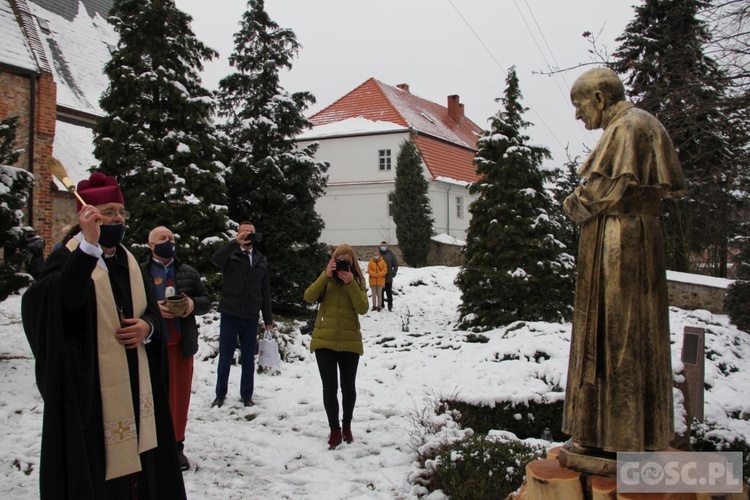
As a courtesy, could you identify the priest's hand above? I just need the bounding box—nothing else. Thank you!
[78,205,102,245]
[116,318,151,348]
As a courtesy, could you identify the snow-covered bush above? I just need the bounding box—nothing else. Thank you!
[0,116,33,302]
[443,397,566,443]
[691,419,750,484]
[417,433,544,499]
[724,280,750,333]
[408,394,546,499]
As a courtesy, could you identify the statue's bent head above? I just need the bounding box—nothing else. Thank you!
[570,67,626,130]
[571,67,625,104]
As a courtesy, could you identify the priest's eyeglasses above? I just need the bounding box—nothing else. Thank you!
[100,209,131,220]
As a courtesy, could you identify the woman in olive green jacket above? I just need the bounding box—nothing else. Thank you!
[304,244,369,449]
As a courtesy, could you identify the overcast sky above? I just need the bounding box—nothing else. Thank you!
[173,0,637,168]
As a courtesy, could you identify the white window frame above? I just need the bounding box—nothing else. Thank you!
[379,149,392,171]
[456,195,464,219]
[388,193,394,217]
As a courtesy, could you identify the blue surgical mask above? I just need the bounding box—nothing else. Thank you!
[154,240,176,259]
[99,224,126,248]
[380,246,387,252]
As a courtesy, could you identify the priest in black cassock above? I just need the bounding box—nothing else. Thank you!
[22,172,185,499]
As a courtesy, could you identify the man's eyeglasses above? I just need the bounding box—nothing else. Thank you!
[100,209,131,220]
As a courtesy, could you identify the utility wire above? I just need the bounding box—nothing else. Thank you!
[446,0,505,75]
[520,0,597,147]
[522,0,571,92]
[447,0,567,152]
[512,0,569,103]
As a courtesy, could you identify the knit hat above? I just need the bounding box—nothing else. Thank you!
[76,172,124,211]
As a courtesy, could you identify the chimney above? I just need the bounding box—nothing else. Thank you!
[396,83,410,93]
[448,94,463,123]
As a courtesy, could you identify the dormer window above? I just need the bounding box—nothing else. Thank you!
[379,149,391,171]
[36,17,51,34]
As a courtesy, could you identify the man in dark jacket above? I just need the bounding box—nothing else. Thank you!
[211,221,273,408]
[141,225,211,471]
[21,172,185,500]
[378,241,399,311]
[23,228,45,280]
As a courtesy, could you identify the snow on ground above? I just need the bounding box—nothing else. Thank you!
[1,265,748,498]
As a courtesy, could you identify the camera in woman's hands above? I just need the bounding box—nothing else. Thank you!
[335,258,351,272]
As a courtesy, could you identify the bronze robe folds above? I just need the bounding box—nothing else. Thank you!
[562,102,686,452]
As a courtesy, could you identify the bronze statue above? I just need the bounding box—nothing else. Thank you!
[562,67,686,453]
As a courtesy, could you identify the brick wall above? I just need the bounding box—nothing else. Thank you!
[32,73,56,254]
[0,70,57,255]
[0,72,32,161]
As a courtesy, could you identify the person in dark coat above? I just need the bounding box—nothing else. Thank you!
[141,225,211,471]
[23,228,45,280]
[211,221,273,408]
[378,241,399,311]
[21,172,186,500]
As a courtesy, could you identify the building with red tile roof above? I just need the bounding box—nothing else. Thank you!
[296,77,486,247]
[297,78,484,246]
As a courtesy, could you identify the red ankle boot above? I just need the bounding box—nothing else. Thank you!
[328,428,343,449]
[342,425,354,444]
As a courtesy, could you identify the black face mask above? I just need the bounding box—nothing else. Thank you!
[153,240,176,259]
[99,224,126,248]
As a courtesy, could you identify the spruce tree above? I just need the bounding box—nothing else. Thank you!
[216,0,329,312]
[611,0,750,276]
[456,68,574,331]
[704,0,750,105]
[549,154,581,260]
[94,0,229,276]
[392,138,434,267]
[0,117,34,301]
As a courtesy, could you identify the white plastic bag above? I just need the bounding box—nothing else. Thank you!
[257,331,281,372]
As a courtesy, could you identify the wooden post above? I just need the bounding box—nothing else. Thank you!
[681,326,705,423]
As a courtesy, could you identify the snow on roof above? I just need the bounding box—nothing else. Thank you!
[309,78,483,184]
[432,233,466,246]
[376,80,481,150]
[434,176,471,187]
[51,120,97,188]
[667,270,734,289]
[296,116,407,141]
[30,0,116,115]
[310,78,484,150]
[0,0,38,72]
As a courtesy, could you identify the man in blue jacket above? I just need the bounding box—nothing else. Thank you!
[211,221,273,408]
